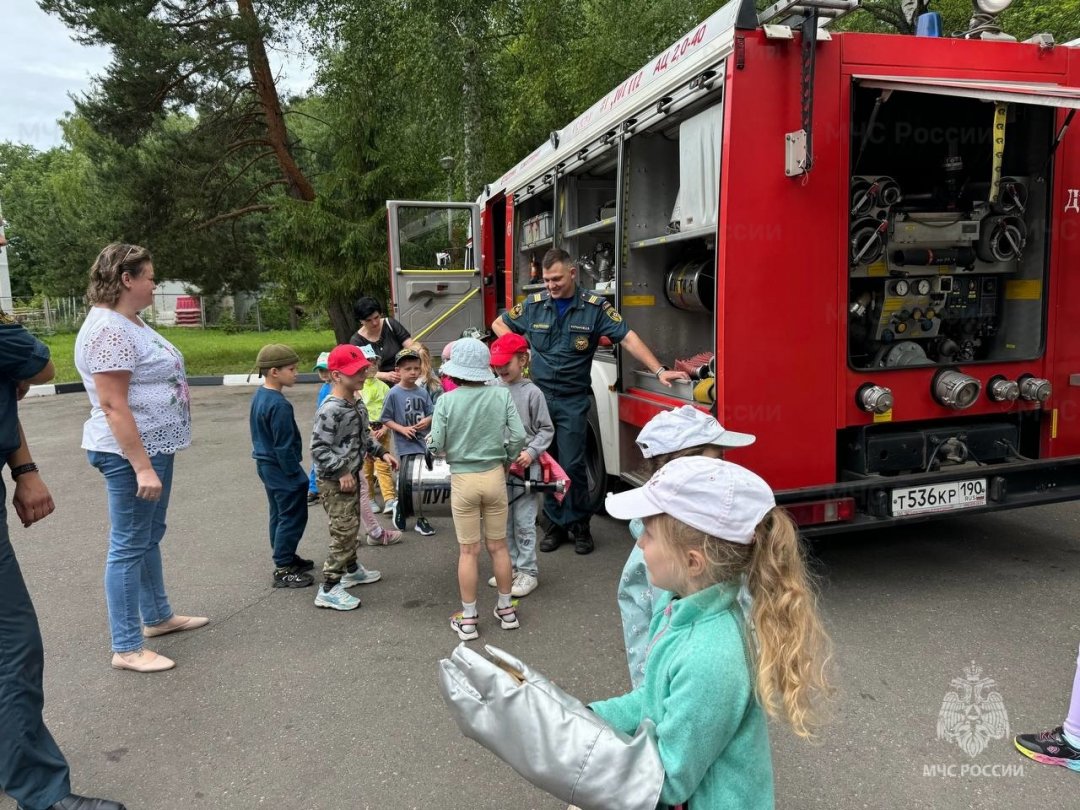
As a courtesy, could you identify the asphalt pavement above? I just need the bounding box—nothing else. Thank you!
[2,386,1078,809]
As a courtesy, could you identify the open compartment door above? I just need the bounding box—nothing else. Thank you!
[854,75,1080,110]
[387,200,483,360]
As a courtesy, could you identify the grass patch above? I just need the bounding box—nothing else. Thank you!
[41,328,338,383]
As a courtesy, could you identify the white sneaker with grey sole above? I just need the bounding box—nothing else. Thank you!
[314,583,361,610]
[488,570,517,588]
[341,567,382,588]
[511,572,538,598]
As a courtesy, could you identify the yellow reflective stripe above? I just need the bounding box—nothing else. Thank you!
[411,287,482,341]
[990,102,1007,203]
[395,268,479,275]
[1004,279,1041,300]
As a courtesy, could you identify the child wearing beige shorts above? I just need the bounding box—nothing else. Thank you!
[427,338,526,641]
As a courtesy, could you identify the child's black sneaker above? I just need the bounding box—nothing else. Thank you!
[392,501,406,531]
[1014,726,1080,771]
[273,565,314,588]
[415,517,435,536]
[290,555,315,572]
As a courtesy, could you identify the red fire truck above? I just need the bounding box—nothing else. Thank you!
[386,0,1080,533]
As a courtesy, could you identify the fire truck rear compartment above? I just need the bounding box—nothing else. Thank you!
[847,85,1054,371]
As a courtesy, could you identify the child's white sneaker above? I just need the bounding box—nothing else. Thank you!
[341,567,382,587]
[314,583,361,611]
[383,498,397,515]
[511,572,538,598]
[487,569,517,588]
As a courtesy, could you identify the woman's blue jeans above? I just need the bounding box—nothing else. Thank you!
[88,450,176,653]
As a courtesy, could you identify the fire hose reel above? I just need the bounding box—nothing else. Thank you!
[665,260,715,313]
[977,214,1027,262]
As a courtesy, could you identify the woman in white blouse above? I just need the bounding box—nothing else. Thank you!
[75,244,206,673]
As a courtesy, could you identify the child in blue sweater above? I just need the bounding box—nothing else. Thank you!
[594,457,831,810]
[249,344,314,588]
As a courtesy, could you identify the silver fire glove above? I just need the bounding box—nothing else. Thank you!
[437,643,664,810]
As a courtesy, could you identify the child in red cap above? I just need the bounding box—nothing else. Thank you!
[310,345,401,611]
[487,333,552,598]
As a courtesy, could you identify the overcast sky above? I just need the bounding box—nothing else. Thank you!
[1,0,314,151]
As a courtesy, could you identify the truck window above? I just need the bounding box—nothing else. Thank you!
[397,206,473,271]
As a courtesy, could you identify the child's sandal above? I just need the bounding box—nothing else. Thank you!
[451,611,479,641]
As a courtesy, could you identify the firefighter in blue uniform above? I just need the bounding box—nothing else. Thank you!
[0,298,126,810]
[492,248,688,554]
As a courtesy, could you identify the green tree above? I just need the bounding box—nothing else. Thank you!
[0,128,121,298]
[1004,0,1080,42]
[39,0,327,326]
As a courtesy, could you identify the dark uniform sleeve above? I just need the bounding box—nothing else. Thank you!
[594,300,631,343]
[500,300,529,335]
[1,321,51,471]
[0,322,51,382]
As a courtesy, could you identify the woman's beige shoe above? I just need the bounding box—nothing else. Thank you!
[142,615,209,638]
[111,649,176,672]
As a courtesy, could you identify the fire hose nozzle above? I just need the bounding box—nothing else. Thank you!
[1018,374,1051,403]
[509,478,566,494]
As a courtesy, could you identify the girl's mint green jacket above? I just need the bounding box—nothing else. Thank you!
[590,583,774,810]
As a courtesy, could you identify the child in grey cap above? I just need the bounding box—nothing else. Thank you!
[619,406,755,688]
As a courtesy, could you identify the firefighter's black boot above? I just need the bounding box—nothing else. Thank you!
[539,522,568,552]
[571,520,594,555]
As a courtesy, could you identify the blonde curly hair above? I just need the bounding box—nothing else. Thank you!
[87,243,152,306]
[644,508,833,738]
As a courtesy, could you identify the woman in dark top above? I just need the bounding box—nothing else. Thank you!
[348,296,416,385]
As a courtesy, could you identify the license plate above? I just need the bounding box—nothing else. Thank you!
[891,479,987,517]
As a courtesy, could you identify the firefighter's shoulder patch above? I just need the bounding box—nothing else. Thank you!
[509,302,524,319]
[604,304,623,323]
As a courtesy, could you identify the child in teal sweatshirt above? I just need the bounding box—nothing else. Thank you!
[427,338,525,643]
[595,457,832,810]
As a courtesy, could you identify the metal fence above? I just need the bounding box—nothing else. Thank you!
[7,296,89,333]
[6,290,312,335]
[7,292,206,334]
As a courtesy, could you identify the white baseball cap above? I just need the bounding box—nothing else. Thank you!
[636,405,756,458]
[605,456,775,545]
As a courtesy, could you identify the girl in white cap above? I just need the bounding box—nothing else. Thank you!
[621,406,756,688]
[593,456,832,810]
